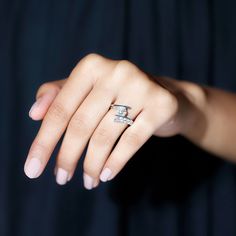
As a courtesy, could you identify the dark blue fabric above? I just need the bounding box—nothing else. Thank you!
[1,0,236,235]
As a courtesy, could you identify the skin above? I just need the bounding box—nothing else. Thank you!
[24,53,236,189]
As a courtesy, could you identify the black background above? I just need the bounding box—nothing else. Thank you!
[1,0,236,235]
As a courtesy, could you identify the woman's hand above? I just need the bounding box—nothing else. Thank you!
[24,54,194,189]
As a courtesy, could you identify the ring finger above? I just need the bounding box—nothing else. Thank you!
[82,99,143,189]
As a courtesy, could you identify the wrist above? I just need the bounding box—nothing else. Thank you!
[176,81,208,142]
[152,77,208,141]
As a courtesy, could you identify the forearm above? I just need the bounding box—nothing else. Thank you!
[179,81,236,161]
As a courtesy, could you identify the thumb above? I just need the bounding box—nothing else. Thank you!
[29,79,66,121]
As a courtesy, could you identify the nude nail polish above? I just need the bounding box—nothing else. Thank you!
[93,179,100,188]
[29,97,42,118]
[24,158,41,179]
[56,168,69,185]
[100,168,112,182]
[83,173,94,190]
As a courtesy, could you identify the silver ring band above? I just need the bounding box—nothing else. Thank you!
[110,104,134,125]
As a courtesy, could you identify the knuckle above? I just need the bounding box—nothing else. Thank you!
[37,82,50,93]
[37,82,60,98]
[84,53,101,61]
[90,127,113,146]
[30,140,46,154]
[69,112,92,135]
[29,140,49,162]
[114,60,133,75]
[112,60,139,83]
[80,53,103,70]
[47,101,69,122]
[122,131,142,147]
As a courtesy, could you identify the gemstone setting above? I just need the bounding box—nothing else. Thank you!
[110,104,134,125]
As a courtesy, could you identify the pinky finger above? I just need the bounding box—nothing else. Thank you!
[99,112,154,182]
[29,80,65,120]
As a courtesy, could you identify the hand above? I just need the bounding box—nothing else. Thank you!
[25,54,190,189]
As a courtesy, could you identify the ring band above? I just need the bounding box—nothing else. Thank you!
[110,104,134,125]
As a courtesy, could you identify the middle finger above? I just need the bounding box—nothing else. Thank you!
[54,84,117,185]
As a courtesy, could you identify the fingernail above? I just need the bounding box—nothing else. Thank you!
[100,168,112,182]
[29,97,42,118]
[83,173,94,190]
[56,168,69,185]
[93,180,100,188]
[24,158,41,179]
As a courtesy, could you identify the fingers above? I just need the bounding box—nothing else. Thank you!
[99,111,155,182]
[97,91,178,184]
[54,85,116,185]
[81,72,150,189]
[82,101,142,189]
[29,80,65,120]
[24,54,114,180]
[25,54,179,190]
[24,60,98,179]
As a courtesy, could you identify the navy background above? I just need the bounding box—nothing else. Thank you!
[1,0,236,235]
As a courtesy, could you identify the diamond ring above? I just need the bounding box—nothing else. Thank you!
[110,104,134,125]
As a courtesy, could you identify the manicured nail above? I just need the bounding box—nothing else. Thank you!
[83,173,94,190]
[56,168,69,185]
[100,168,112,182]
[29,97,42,118]
[93,180,100,188]
[24,158,41,179]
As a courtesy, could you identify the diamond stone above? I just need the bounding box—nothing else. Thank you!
[114,115,133,125]
[117,106,128,116]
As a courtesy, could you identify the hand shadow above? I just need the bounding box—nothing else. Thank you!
[109,135,222,206]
